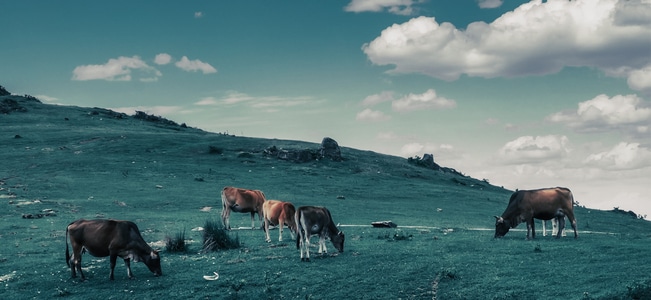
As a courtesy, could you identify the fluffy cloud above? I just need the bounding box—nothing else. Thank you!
[547,94,651,135]
[344,0,419,15]
[72,56,161,82]
[477,0,504,9]
[627,65,651,94]
[356,108,391,121]
[362,0,651,86]
[194,12,203,18]
[499,135,570,164]
[154,53,172,65]
[400,142,457,159]
[175,56,217,74]
[584,142,651,170]
[392,89,456,112]
[362,91,394,107]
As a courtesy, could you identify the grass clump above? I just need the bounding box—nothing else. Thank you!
[165,229,188,253]
[202,220,240,252]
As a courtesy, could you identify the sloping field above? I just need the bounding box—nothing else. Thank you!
[1,96,650,299]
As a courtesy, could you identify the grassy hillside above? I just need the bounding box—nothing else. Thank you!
[1,94,650,299]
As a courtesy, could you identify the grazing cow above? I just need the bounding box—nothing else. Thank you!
[494,187,578,239]
[262,200,297,242]
[65,219,162,281]
[221,186,267,230]
[295,206,345,262]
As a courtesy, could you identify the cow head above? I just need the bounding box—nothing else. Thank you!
[143,250,162,276]
[494,216,511,238]
[331,231,345,252]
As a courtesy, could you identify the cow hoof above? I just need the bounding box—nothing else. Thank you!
[301,258,310,262]
[265,239,271,243]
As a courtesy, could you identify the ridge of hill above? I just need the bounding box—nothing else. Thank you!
[1,92,649,231]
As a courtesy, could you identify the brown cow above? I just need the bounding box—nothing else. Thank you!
[262,200,297,242]
[295,206,345,262]
[494,187,578,239]
[221,186,267,230]
[65,219,162,281]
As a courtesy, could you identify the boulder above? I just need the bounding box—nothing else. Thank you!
[320,137,342,161]
[420,154,441,170]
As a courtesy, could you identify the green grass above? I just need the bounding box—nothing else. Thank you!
[1,95,651,299]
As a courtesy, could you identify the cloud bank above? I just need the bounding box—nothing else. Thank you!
[362,0,651,92]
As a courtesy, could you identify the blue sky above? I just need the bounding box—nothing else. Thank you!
[2,0,651,219]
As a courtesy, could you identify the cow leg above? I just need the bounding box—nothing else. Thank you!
[318,235,328,254]
[566,212,579,239]
[542,220,547,237]
[70,245,85,281]
[221,204,231,230]
[302,236,311,262]
[250,212,256,229]
[109,254,118,280]
[526,219,535,240]
[124,258,134,279]
[552,218,559,237]
[555,217,566,239]
[278,222,284,242]
[264,219,272,243]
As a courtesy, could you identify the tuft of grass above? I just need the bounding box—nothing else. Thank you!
[165,229,188,253]
[202,220,240,252]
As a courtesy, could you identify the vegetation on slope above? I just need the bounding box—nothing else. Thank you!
[1,93,650,299]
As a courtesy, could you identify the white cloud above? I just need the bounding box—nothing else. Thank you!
[111,105,184,116]
[34,95,58,102]
[194,12,203,18]
[498,135,570,164]
[547,94,651,134]
[627,64,651,94]
[362,91,394,107]
[356,108,391,121]
[477,0,503,9]
[362,0,651,84]
[399,142,458,159]
[344,0,419,15]
[175,56,217,74]
[584,142,651,170]
[72,56,161,82]
[154,53,172,65]
[392,89,456,112]
[194,97,218,106]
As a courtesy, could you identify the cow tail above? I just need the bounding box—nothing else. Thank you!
[65,225,71,267]
[295,210,302,250]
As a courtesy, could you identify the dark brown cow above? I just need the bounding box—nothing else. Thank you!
[262,200,297,242]
[65,219,162,281]
[494,187,578,239]
[221,186,267,230]
[295,206,345,262]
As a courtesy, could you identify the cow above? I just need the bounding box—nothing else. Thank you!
[221,186,267,230]
[65,219,162,281]
[542,217,566,237]
[494,187,578,239]
[262,200,297,242]
[295,206,345,262]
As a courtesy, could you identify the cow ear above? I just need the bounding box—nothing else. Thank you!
[151,250,159,258]
[494,216,503,223]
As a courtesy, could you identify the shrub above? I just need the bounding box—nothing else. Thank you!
[208,146,224,155]
[165,229,188,253]
[202,220,240,252]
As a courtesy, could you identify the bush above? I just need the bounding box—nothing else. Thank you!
[208,146,224,155]
[165,229,188,253]
[202,220,240,252]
